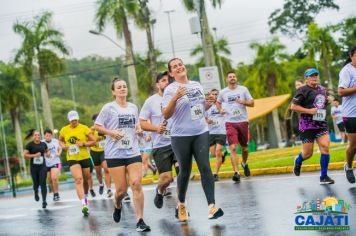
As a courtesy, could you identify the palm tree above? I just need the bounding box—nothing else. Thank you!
[95,0,140,105]
[247,38,289,148]
[0,64,31,176]
[182,0,224,66]
[13,11,70,130]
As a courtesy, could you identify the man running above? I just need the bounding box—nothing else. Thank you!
[331,99,346,143]
[216,71,254,182]
[139,71,178,209]
[205,89,226,181]
[42,128,62,201]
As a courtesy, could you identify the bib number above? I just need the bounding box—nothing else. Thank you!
[232,108,241,117]
[313,109,326,121]
[117,136,133,149]
[163,129,171,138]
[33,156,44,165]
[69,145,80,155]
[98,140,106,149]
[211,119,221,127]
[190,104,204,120]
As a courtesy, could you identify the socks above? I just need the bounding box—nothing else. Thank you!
[295,153,304,165]
[320,154,330,177]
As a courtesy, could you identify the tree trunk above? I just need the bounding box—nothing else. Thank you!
[256,122,261,144]
[199,1,216,66]
[39,77,54,130]
[322,56,333,91]
[145,22,157,92]
[10,108,27,176]
[122,13,140,105]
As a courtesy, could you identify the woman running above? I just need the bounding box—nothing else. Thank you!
[94,77,150,232]
[24,129,50,208]
[338,46,356,184]
[291,68,334,184]
[162,58,224,222]
[59,110,96,216]
[42,128,62,201]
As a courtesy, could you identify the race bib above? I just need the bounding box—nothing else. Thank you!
[163,129,171,138]
[232,108,241,117]
[98,140,106,149]
[211,119,221,127]
[190,104,204,120]
[68,145,80,155]
[117,136,133,149]
[313,109,326,121]
[48,154,56,160]
[33,156,44,165]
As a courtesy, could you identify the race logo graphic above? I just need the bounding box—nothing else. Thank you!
[68,136,79,144]
[294,197,351,231]
[186,88,204,102]
[313,94,326,109]
[227,94,240,104]
[210,107,220,116]
[118,114,136,128]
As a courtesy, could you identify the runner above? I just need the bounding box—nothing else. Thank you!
[330,99,346,143]
[139,131,157,177]
[216,71,254,182]
[139,71,178,209]
[162,58,223,222]
[338,46,356,184]
[42,128,62,201]
[59,110,96,216]
[90,114,113,198]
[94,77,150,232]
[291,68,334,184]
[24,129,50,208]
[205,89,226,182]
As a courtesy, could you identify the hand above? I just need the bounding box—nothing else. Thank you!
[110,129,124,140]
[174,86,187,100]
[35,152,41,157]
[136,126,143,136]
[144,135,152,142]
[309,108,318,115]
[236,98,245,105]
[76,140,84,147]
[220,109,226,115]
[156,123,167,134]
[206,118,214,125]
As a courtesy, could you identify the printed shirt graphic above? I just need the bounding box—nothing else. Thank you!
[205,104,226,135]
[162,81,208,137]
[139,93,172,149]
[59,124,91,161]
[90,130,106,152]
[292,85,328,131]
[217,86,253,123]
[95,101,140,159]
[339,63,356,117]
[330,106,343,124]
[42,138,61,167]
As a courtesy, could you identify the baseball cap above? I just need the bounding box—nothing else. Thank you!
[304,68,319,78]
[67,110,79,121]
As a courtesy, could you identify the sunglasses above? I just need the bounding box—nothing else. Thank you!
[309,73,319,77]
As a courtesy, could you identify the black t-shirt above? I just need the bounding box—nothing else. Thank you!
[25,141,48,167]
[292,85,328,131]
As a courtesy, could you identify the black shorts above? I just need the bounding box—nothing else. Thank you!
[343,117,356,133]
[106,156,142,168]
[209,134,226,147]
[337,122,345,132]
[90,150,105,166]
[300,128,328,143]
[47,163,60,172]
[68,158,92,169]
[152,145,177,174]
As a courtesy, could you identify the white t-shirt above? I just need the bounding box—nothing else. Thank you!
[139,93,172,149]
[217,85,253,123]
[205,104,226,135]
[330,105,343,124]
[162,81,209,137]
[95,101,140,159]
[42,138,61,167]
[339,63,356,117]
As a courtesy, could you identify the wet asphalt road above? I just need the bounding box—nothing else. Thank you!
[0,170,355,236]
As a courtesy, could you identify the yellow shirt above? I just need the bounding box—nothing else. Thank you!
[59,123,91,161]
[90,130,106,152]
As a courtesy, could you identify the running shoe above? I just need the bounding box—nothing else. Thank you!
[293,157,302,176]
[154,187,164,209]
[344,163,355,184]
[53,193,60,201]
[113,206,122,223]
[136,218,151,232]
[320,175,335,185]
[42,201,47,209]
[107,189,113,198]
[99,185,104,195]
[222,151,227,164]
[241,163,251,177]
[90,189,96,198]
[232,172,240,182]
[164,188,172,197]
[213,174,219,182]
[123,193,131,203]
[175,203,188,222]
[82,205,89,216]
[152,167,158,176]
[208,204,224,219]
[34,191,40,202]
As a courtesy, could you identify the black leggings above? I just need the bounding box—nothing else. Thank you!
[30,165,47,202]
[171,131,215,205]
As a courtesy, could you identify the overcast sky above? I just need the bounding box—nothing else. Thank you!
[0,0,354,65]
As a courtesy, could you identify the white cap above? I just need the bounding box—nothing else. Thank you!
[67,110,79,121]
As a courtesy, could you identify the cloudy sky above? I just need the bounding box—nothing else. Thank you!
[0,0,354,65]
